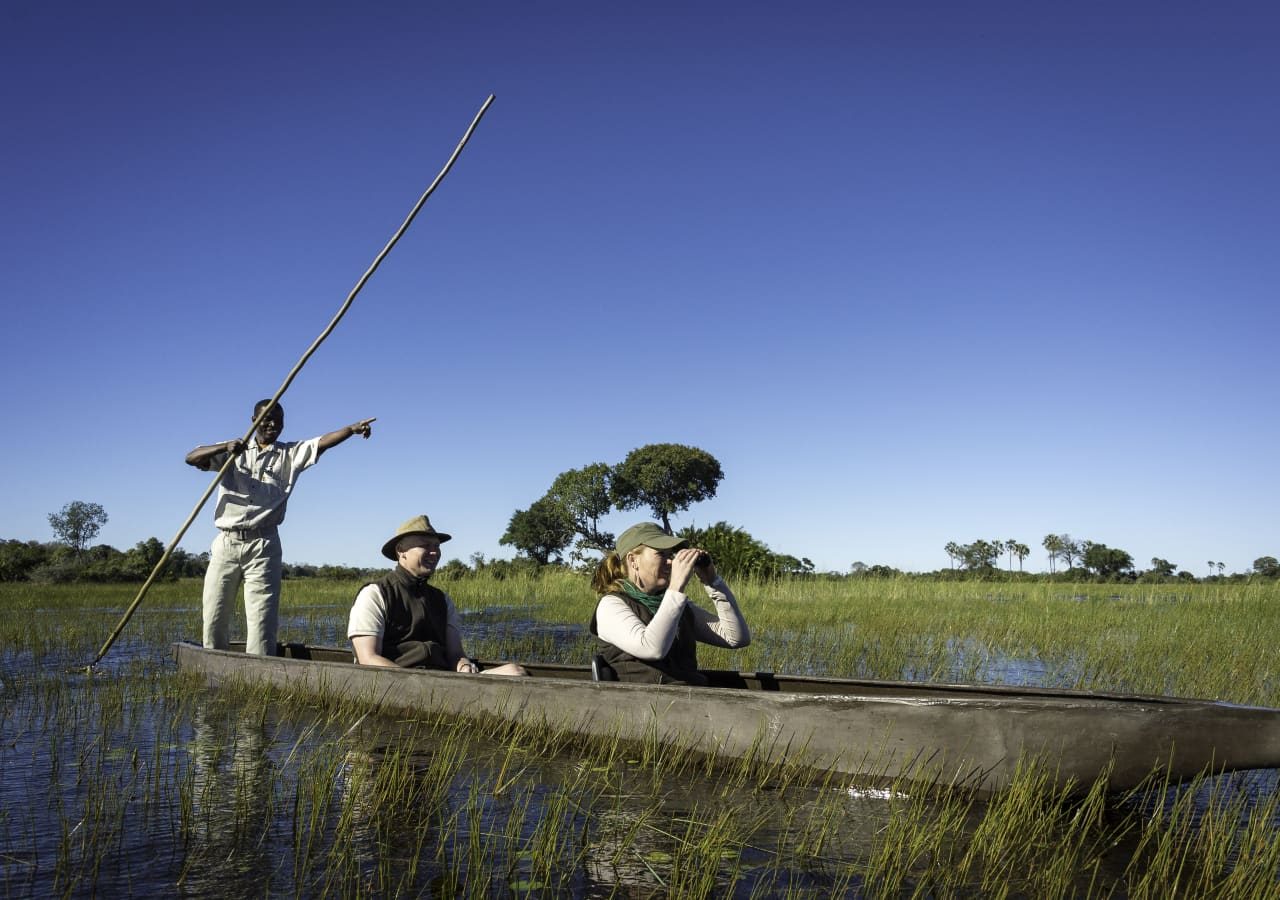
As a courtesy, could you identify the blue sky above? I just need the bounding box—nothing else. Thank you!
[3,1,1276,575]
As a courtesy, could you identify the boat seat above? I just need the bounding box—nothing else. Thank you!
[591,654,619,682]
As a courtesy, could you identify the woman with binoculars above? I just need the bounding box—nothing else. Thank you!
[588,522,750,685]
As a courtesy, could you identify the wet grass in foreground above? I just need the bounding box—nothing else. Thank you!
[2,577,1280,896]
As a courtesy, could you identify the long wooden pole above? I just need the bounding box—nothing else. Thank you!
[88,95,496,670]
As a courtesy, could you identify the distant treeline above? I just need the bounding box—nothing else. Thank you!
[5,533,1276,586]
[0,539,387,584]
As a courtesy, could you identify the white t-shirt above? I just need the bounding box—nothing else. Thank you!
[348,582,467,661]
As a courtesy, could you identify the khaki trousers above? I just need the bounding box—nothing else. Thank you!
[202,529,283,656]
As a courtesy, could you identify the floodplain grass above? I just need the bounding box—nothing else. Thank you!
[3,576,1280,896]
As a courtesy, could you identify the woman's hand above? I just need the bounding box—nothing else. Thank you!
[455,657,479,674]
[669,548,703,593]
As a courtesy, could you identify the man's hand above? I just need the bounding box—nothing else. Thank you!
[318,418,376,455]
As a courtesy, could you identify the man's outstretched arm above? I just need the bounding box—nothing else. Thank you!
[317,418,376,456]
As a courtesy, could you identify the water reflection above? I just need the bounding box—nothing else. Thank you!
[179,700,276,897]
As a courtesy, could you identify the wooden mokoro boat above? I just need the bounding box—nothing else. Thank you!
[173,641,1280,795]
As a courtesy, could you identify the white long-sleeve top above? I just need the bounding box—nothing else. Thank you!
[594,577,750,661]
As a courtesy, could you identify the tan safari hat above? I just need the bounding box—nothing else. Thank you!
[381,514,452,560]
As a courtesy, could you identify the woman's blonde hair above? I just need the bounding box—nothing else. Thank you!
[591,550,631,597]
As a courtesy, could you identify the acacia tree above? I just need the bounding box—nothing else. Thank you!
[959,539,1000,571]
[1252,556,1279,577]
[546,463,615,551]
[611,443,723,533]
[1057,535,1081,571]
[1081,542,1134,579]
[48,501,108,556]
[498,498,575,564]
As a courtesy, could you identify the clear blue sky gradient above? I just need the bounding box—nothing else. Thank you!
[3,1,1276,574]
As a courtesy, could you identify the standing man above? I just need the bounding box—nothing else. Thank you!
[186,399,374,655]
[348,515,526,675]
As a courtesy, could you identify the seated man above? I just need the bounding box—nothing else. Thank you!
[348,515,526,675]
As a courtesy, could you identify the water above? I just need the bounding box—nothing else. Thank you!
[0,657,876,896]
[4,610,1280,897]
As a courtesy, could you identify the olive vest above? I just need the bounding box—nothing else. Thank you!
[590,592,708,686]
[367,566,450,669]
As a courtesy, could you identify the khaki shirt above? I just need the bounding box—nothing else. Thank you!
[206,438,321,531]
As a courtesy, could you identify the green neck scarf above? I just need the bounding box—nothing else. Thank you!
[620,580,665,615]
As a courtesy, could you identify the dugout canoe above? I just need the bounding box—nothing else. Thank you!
[172,641,1280,795]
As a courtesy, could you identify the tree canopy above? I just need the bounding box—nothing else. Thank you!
[48,501,108,555]
[1253,556,1280,578]
[500,444,725,565]
[498,497,576,565]
[546,463,615,552]
[611,443,723,533]
[1081,541,1134,579]
[1149,558,1177,578]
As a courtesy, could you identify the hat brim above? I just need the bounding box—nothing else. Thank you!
[643,534,688,551]
[618,533,688,557]
[382,530,452,561]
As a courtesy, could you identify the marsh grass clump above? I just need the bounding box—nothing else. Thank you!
[1117,768,1280,898]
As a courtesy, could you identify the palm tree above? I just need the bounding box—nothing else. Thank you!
[1042,535,1062,575]
[1217,561,1226,576]
[1013,542,1030,572]
[944,542,960,571]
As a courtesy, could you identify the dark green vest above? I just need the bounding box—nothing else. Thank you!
[368,566,450,669]
[590,592,708,686]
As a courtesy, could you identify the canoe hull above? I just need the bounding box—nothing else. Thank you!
[172,642,1280,794]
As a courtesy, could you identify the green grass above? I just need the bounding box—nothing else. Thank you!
[2,575,1280,896]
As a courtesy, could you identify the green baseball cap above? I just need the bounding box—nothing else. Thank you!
[615,522,687,558]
